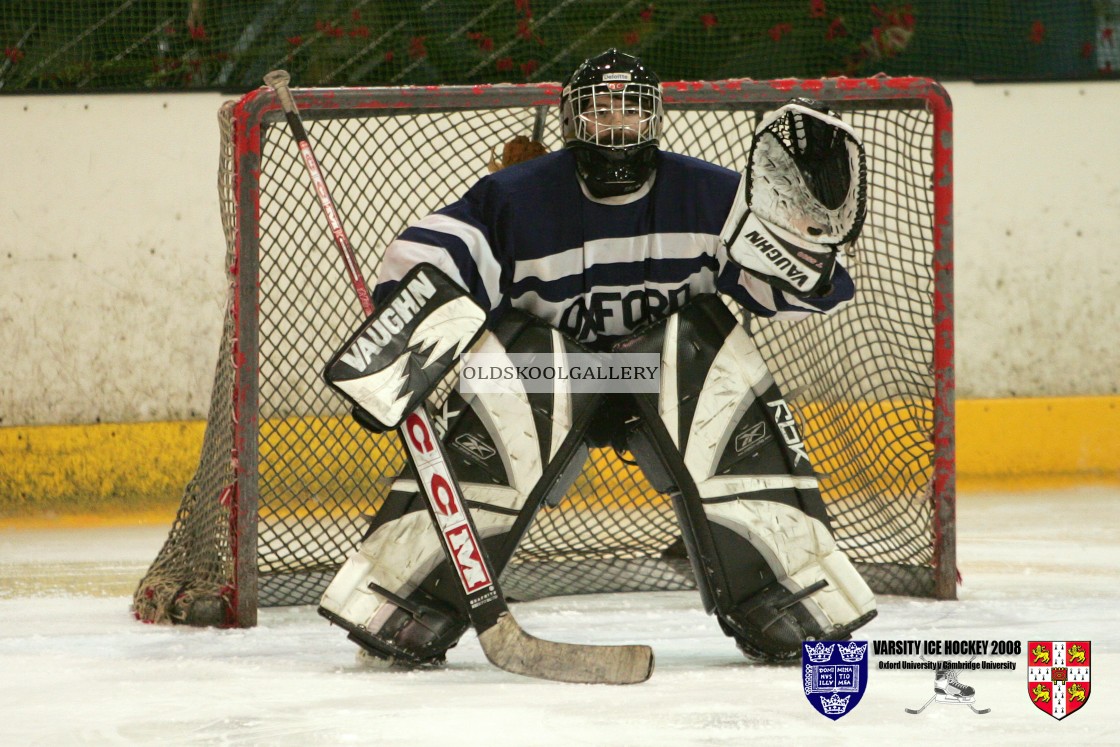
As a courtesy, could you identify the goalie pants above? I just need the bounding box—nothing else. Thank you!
[319,297,875,662]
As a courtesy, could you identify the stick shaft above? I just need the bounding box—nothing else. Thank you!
[264,71,374,317]
[263,71,497,616]
[261,71,652,684]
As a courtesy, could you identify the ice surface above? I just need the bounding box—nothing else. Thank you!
[1,486,1116,745]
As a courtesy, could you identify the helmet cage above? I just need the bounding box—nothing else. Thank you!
[562,82,663,150]
[559,49,664,197]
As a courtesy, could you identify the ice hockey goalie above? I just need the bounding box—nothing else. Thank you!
[317,48,877,668]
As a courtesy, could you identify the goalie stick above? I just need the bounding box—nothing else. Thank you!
[263,69,654,685]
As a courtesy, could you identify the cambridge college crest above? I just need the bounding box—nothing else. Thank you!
[1027,640,1091,720]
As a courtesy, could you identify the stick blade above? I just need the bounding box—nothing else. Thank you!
[478,612,654,685]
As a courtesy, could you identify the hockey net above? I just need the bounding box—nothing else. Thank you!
[134,78,953,627]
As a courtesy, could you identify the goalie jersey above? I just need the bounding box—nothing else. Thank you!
[373,149,853,346]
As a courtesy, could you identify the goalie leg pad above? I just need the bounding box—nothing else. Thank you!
[705,499,877,661]
[320,311,600,665]
[621,295,875,662]
[318,483,511,667]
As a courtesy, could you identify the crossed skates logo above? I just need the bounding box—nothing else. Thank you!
[905,655,990,715]
[1028,641,1091,720]
[802,641,869,720]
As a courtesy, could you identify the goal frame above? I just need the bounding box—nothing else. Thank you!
[217,77,953,627]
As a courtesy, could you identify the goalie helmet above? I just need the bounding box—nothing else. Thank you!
[560,49,663,198]
[745,98,867,248]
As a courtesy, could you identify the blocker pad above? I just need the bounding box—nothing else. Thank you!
[325,264,486,431]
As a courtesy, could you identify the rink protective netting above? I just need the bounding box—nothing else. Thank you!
[3,2,1111,91]
[133,79,953,626]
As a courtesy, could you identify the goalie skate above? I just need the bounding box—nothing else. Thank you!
[320,576,467,668]
[720,579,877,663]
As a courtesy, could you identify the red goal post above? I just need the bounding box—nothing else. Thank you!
[134,77,954,627]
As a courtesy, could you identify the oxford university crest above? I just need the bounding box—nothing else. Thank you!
[802,641,869,720]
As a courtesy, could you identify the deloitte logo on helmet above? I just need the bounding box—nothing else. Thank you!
[560,49,663,198]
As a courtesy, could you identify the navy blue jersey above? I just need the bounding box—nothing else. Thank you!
[374,149,853,345]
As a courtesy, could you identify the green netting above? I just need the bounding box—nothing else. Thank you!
[1,1,1116,91]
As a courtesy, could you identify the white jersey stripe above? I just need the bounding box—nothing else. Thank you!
[379,240,468,290]
[514,272,718,304]
[418,214,504,310]
[513,245,583,285]
[513,232,722,284]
